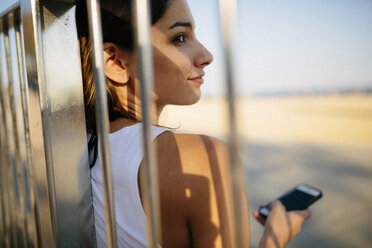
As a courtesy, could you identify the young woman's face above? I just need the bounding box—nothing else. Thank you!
[150,0,213,107]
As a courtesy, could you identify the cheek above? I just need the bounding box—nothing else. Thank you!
[151,47,199,105]
[153,52,190,93]
[153,48,191,79]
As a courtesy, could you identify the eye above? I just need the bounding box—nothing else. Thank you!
[173,33,186,44]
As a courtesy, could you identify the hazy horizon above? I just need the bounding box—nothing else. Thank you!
[189,0,372,97]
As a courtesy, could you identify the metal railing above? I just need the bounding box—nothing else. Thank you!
[1,0,95,247]
[0,7,37,247]
[85,0,117,247]
[0,0,246,247]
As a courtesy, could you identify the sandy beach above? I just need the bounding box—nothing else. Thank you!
[160,95,372,146]
[160,95,372,248]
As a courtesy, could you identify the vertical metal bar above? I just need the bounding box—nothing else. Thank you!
[0,17,19,248]
[85,0,117,247]
[6,10,30,247]
[20,0,95,246]
[0,109,10,247]
[0,74,5,245]
[0,95,11,248]
[40,2,95,245]
[0,162,4,246]
[218,0,246,247]
[14,8,39,247]
[15,11,40,248]
[19,0,56,246]
[0,173,5,247]
[132,0,161,247]
[0,23,21,248]
[0,37,12,244]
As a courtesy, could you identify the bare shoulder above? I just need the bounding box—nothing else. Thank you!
[155,131,230,173]
[155,132,237,247]
[154,131,232,196]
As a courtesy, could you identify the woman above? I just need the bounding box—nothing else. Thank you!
[76,0,312,247]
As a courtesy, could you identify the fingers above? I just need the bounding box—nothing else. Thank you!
[270,200,285,211]
[254,200,283,226]
[252,210,266,226]
[270,200,312,220]
[294,208,312,220]
[266,200,280,211]
[271,200,283,207]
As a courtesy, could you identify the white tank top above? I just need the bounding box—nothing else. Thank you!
[90,123,169,248]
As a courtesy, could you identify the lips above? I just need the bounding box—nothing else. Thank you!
[188,75,204,84]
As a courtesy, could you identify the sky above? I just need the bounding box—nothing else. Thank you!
[0,0,17,16]
[188,0,372,96]
[1,0,371,95]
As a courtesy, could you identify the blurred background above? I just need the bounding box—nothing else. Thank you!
[160,0,372,247]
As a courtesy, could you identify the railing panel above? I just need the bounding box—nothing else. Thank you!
[0,1,249,248]
[6,10,32,247]
[14,8,39,247]
[40,2,94,246]
[0,17,21,248]
[19,0,95,246]
[0,165,6,247]
[132,0,161,247]
[0,95,12,248]
[85,0,117,247]
[218,0,247,247]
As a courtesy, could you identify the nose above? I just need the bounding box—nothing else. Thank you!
[194,41,213,69]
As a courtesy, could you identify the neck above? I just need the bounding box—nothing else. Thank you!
[109,98,165,133]
[113,80,165,129]
[126,99,163,124]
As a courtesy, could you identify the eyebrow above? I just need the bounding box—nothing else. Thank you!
[168,21,193,30]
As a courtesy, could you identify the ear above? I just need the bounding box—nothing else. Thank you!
[103,42,129,84]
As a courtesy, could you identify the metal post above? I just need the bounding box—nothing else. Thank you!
[20,0,96,246]
[19,0,56,246]
[0,19,22,246]
[218,0,247,247]
[6,10,30,247]
[86,0,117,247]
[0,100,12,248]
[13,8,39,247]
[0,101,11,248]
[132,0,161,247]
[0,171,5,247]
[0,163,4,246]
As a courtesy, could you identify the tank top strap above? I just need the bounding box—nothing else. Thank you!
[151,125,171,139]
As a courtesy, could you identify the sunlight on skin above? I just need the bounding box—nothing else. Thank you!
[185,188,192,198]
[105,0,212,125]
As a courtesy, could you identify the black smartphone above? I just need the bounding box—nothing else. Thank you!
[259,184,322,219]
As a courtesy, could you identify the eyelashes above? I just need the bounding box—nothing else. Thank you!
[172,33,186,45]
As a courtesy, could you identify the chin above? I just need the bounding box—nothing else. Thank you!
[162,88,202,106]
[172,94,201,106]
[183,92,201,105]
[185,98,200,105]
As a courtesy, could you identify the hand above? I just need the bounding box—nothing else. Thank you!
[252,200,312,248]
[252,204,267,226]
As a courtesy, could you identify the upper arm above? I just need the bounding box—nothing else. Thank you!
[157,133,249,248]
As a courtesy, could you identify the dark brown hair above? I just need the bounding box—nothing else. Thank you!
[76,0,170,167]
